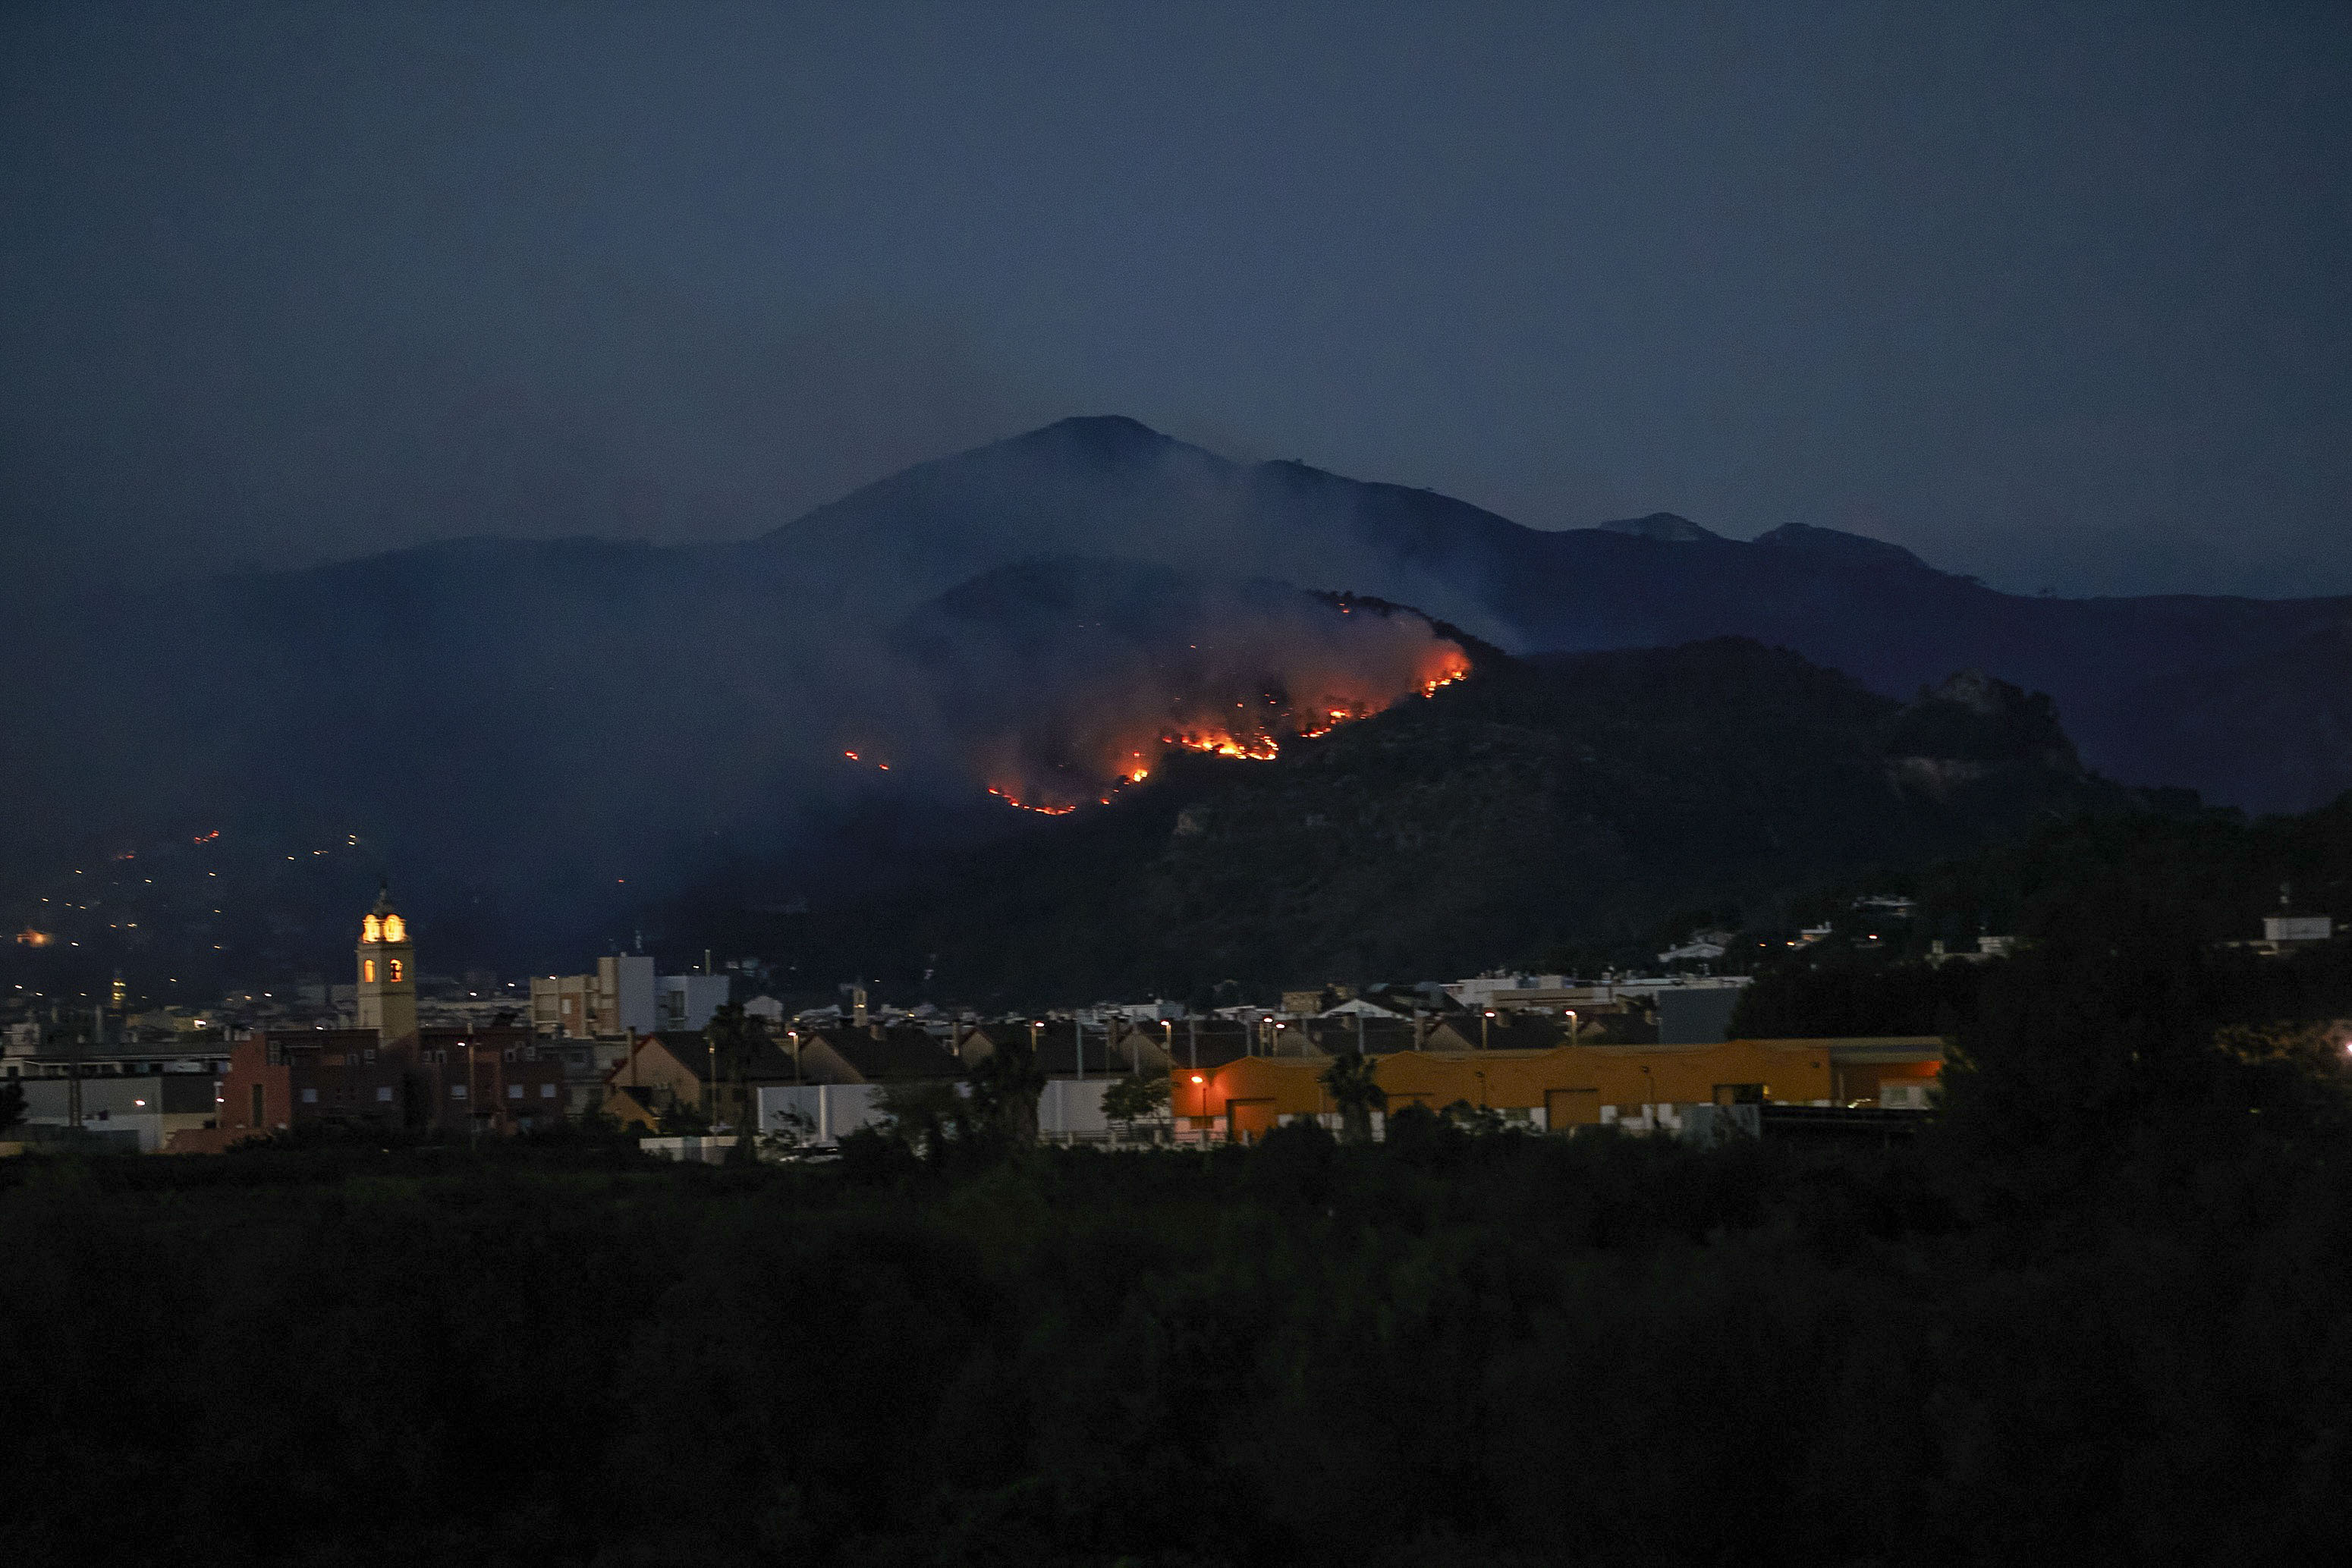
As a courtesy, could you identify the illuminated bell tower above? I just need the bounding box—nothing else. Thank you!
[356,885,418,1042]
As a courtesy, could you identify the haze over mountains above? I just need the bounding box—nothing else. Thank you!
[7,414,2349,983]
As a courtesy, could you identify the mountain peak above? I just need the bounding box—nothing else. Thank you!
[1597,511,1720,543]
[1008,414,1184,462]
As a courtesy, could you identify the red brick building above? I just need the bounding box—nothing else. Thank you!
[170,892,571,1151]
[407,1025,568,1136]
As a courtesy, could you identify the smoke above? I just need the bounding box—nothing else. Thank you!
[0,415,1509,983]
[887,558,1470,810]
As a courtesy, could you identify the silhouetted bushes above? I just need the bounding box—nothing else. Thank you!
[7,895,2352,1564]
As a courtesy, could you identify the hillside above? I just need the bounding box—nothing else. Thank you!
[751,416,2352,812]
[689,637,2159,1005]
[9,414,2347,983]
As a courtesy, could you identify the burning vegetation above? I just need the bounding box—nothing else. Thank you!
[954,594,1475,814]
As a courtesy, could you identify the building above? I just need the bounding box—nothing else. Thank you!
[756,1083,886,1146]
[656,972,730,1032]
[1280,983,1355,1016]
[171,891,567,1151]
[599,1027,818,1133]
[1171,1036,1944,1142]
[7,1070,221,1152]
[530,955,655,1039]
[354,889,418,1042]
[791,1026,965,1087]
[203,1028,412,1144]
[2263,913,2333,947]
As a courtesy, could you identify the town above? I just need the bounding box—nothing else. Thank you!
[12,881,2331,1160]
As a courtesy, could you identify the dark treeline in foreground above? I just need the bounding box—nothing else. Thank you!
[8,866,2352,1564]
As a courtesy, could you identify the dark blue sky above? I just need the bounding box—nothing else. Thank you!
[4,2,2347,595]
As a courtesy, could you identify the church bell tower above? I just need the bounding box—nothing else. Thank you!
[356,885,418,1042]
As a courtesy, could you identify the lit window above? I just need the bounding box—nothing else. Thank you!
[388,959,404,984]
[451,1084,467,1099]
[361,914,382,943]
[382,914,405,943]
[508,1083,523,1099]
[300,1088,318,1104]
[539,1083,557,1098]
[375,1087,393,1102]
[363,959,376,984]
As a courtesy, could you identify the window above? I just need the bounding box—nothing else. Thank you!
[376,1086,394,1103]
[540,1083,558,1098]
[300,1087,318,1104]
[250,1084,265,1125]
[450,1084,467,1100]
[362,959,376,984]
[388,959,404,984]
[363,1048,375,1063]
[508,1083,523,1099]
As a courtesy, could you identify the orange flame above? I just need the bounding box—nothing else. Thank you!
[988,787,1078,815]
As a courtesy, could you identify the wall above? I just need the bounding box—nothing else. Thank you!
[656,973,729,1032]
[758,1083,882,1145]
[1174,1039,1940,1133]
[1037,1078,1112,1138]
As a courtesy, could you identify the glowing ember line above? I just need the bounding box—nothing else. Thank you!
[988,786,1079,815]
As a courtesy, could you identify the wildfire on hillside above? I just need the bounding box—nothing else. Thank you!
[974,628,1473,814]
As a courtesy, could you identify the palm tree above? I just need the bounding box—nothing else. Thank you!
[1321,1051,1388,1144]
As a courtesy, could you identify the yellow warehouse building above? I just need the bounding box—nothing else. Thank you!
[1172,1038,1943,1139]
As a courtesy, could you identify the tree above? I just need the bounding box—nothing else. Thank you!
[655,1089,709,1136]
[873,1080,973,1172]
[966,1035,1046,1149]
[759,1104,816,1159]
[702,1001,766,1164]
[1099,1073,1170,1139]
[1320,1051,1387,1144]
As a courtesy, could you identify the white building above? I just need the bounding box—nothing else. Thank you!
[2265,914,2333,946]
[656,973,729,1032]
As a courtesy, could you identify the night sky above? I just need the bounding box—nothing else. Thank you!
[4,2,2347,596]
